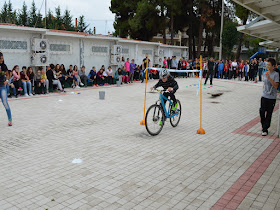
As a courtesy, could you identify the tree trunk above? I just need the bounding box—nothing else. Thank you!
[170,13,174,45]
[203,31,208,55]
[209,33,214,57]
[188,27,193,59]
[163,29,166,44]
[193,34,196,59]
[161,8,166,44]
[197,16,204,57]
[236,11,249,59]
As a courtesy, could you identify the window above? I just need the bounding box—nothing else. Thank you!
[50,44,71,52]
[92,46,108,53]
[0,40,27,50]
[142,50,153,55]
[122,48,129,54]
[173,51,181,57]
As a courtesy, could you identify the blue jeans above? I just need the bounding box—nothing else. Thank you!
[259,69,263,81]
[6,84,16,96]
[218,70,223,79]
[21,81,32,95]
[0,86,12,122]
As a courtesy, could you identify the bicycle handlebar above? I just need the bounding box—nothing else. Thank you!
[153,88,170,93]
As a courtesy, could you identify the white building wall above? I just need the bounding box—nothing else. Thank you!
[0,26,188,75]
[47,36,80,70]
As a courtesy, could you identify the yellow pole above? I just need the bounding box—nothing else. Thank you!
[140,56,149,125]
[197,56,205,134]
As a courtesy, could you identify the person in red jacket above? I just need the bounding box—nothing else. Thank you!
[224,60,229,79]
[238,60,244,81]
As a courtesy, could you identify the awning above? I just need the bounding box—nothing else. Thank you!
[232,0,280,48]
[232,0,280,24]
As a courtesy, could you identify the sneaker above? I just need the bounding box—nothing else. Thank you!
[8,121,12,126]
[24,94,29,97]
[160,120,163,126]
[29,93,33,96]
[75,86,80,89]
[96,84,99,87]
[262,132,268,136]
[80,82,84,87]
[171,103,178,111]
[93,85,96,87]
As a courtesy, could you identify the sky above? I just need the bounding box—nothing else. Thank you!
[7,0,115,35]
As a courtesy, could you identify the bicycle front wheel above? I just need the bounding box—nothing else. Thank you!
[170,99,181,127]
[145,104,165,136]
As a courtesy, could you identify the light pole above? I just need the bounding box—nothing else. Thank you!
[45,0,47,29]
[219,0,224,60]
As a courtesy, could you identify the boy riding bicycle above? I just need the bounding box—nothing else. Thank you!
[150,69,179,111]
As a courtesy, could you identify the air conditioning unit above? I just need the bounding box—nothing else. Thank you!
[111,55,121,65]
[154,57,163,65]
[31,53,49,66]
[155,49,159,57]
[32,39,49,51]
[111,45,122,54]
[154,56,159,65]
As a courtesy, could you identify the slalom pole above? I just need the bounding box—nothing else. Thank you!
[197,55,205,134]
[140,56,149,125]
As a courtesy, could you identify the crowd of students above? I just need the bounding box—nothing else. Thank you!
[159,56,269,83]
[4,56,274,98]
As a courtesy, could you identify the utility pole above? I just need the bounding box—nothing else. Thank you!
[219,0,224,60]
[45,0,47,29]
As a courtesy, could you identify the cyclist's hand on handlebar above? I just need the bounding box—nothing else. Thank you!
[168,87,173,92]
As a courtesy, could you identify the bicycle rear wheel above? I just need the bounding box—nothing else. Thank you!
[145,104,165,136]
[170,99,181,127]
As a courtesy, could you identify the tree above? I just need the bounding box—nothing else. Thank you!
[46,9,55,29]
[63,9,74,31]
[129,0,162,41]
[77,15,89,32]
[0,1,8,23]
[164,0,183,45]
[222,20,239,58]
[28,0,37,27]
[235,4,250,60]
[7,0,16,24]
[0,1,16,24]
[18,1,28,26]
[110,0,140,37]
[55,6,63,30]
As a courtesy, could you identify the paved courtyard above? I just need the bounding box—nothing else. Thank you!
[0,78,280,210]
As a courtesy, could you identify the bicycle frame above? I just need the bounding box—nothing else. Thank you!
[157,92,179,119]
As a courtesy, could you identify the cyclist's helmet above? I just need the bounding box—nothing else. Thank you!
[159,69,170,79]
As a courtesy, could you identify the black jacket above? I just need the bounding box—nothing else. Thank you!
[154,76,179,93]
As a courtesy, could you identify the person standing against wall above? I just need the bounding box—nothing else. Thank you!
[260,58,279,136]
[129,59,135,83]
[0,52,12,126]
[125,58,131,83]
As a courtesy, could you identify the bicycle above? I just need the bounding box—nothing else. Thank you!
[145,89,182,136]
